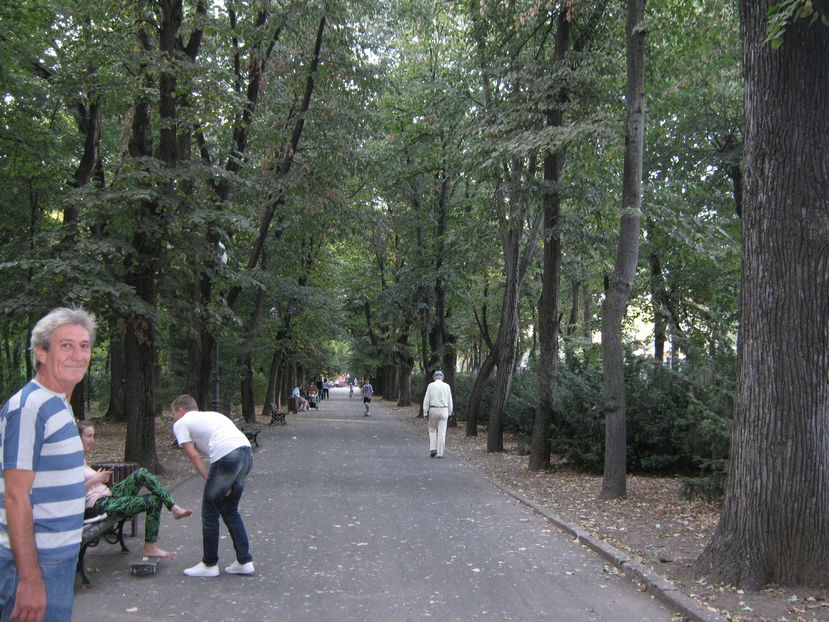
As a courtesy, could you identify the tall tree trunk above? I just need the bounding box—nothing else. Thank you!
[582,283,593,344]
[486,156,543,453]
[123,0,185,469]
[564,278,580,370]
[238,267,266,422]
[105,322,127,422]
[466,346,497,437]
[600,0,646,499]
[650,250,666,362]
[487,250,522,453]
[395,333,413,407]
[695,0,829,588]
[123,312,161,472]
[529,5,571,471]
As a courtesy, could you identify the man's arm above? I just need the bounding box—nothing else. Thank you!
[181,442,209,479]
[4,468,47,622]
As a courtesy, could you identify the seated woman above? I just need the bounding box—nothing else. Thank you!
[78,420,192,559]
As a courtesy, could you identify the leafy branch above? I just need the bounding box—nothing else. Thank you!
[765,0,829,49]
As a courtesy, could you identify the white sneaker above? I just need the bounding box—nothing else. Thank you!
[183,562,219,577]
[224,560,255,575]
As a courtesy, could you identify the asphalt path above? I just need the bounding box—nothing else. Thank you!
[72,388,677,621]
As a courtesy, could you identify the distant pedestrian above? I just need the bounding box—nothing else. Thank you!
[1,307,96,622]
[322,380,330,400]
[171,395,254,578]
[361,380,374,416]
[423,370,453,458]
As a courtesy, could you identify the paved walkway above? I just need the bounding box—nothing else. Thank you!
[73,388,679,622]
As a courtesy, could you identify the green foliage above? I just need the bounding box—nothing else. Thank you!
[442,370,538,437]
[550,353,734,483]
[550,365,605,473]
[765,0,829,49]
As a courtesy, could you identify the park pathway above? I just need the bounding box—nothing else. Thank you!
[72,388,677,622]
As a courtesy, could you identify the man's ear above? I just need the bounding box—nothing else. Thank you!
[33,345,46,366]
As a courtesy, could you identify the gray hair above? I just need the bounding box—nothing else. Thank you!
[30,307,97,368]
[433,370,444,379]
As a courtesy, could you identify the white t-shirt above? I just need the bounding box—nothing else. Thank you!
[173,411,250,463]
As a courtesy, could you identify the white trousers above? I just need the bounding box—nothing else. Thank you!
[427,407,449,457]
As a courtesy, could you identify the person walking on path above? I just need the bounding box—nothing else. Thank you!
[171,394,254,578]
[1,307,96,622]
[77,421,192,560]
[361,379,374,416]
[423,370,453,458]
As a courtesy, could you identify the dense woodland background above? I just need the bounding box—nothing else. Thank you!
[0,0,826,589]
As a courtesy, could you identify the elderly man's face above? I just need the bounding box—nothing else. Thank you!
[35,323,92,395]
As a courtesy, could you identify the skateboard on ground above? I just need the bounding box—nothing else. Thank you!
[129,556,159,577]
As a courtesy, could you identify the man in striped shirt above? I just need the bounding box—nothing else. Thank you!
[1,307,96,622]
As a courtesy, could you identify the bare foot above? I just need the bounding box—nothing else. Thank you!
[171,505,193,520]
[142,544,175,559]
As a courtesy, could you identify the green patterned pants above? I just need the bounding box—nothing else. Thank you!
[93,468,177,543]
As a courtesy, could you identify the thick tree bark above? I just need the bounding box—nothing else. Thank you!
[600,0,646,499]
[529,5,571,472]
[123,0,185,470]
[695,0,829,588]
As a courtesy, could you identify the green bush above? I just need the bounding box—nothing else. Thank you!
[428,352,734,496]
[550,353,734,484]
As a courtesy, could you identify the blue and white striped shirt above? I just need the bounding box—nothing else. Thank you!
[0,380,85,562]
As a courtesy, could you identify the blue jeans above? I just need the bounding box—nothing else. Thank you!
[202,446,253,567]
[0,554,77,622]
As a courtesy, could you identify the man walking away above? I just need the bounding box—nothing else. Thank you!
[423,370,453,458]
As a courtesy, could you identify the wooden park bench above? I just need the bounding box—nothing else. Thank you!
[265,402,287,425]
[231,415,261,447]
[77,514,130,586]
